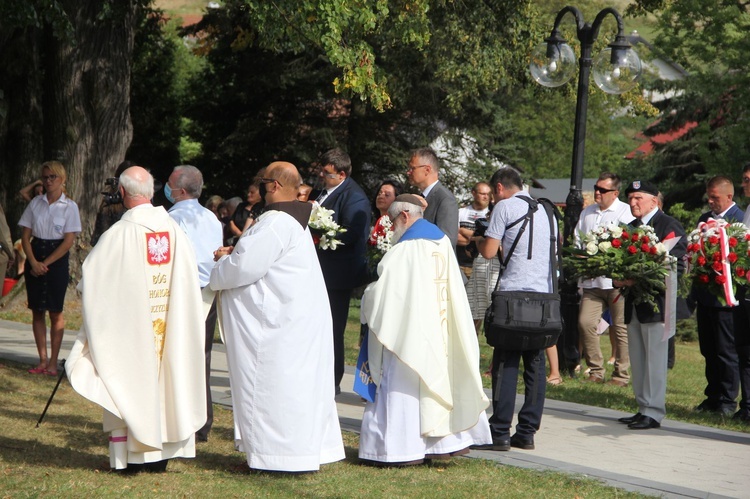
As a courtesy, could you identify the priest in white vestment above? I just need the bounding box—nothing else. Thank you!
[210,161,345,472]
[359,194,492,465]
[67,166,206,472]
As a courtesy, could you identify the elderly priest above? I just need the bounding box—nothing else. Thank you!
[67,166,206,472]
[358,194,491,466]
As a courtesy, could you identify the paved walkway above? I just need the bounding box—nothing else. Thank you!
[1,319,749,498]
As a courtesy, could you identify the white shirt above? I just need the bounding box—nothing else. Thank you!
[168,198,223,287]
[575,198,634,289]
[317,178,344,204]
[421,179,439,198]
[18,193,81,239]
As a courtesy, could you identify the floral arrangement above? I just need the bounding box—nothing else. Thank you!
[565,222,677,311]
[685,219,750,306]
[308,205,346,250]
[366,215,394,279]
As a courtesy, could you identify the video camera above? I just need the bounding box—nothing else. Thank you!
[101,177,122,206]
[472,218,489,238]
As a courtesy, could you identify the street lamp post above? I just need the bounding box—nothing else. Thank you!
[529,6,642,374]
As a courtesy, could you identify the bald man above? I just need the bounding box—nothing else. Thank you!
[693,175,742,416]
[67,166,206,472]
[210,162,345,472]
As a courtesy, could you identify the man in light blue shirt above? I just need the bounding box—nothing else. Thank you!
[166,165,223,442]
[478,167,555,452]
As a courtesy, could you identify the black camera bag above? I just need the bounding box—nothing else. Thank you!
[484,196,563,351]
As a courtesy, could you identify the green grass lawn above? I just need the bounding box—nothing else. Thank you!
[2,295,747,433]
[0,359,647,497]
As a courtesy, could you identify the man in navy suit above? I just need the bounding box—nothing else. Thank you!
[616,180,689,430]
[406,148,458,248]
[314,148,371,394]
[693,176,742,416]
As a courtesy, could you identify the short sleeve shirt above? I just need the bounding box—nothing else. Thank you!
[18,193,81,239]
[485,191,554,293]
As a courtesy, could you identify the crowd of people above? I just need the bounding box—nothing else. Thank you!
[1,151,750,474]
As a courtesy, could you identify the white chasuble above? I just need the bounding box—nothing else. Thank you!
[360,227,491,462]
[67,205,206,468]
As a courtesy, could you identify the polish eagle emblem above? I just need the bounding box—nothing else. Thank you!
[146,232,171,265]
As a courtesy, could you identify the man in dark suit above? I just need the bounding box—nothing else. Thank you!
[314,148,371,394]
[732,163,750,423]
[406,148,458,248]
[693,176,742,416]
[616,180,689,430]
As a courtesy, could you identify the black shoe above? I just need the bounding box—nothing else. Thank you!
[628,415,660,430]
[732,410,750,422]
[717,406,736,417]
[617,412,641,424]
[470,437,510,452]
[694,401,718,413]
[335,385,341,395]
[510,434,535,450]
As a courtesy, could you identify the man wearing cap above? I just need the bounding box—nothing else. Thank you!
[615,180,689,430]
[358,194,491,465]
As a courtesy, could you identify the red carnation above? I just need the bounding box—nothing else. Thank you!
[697,256,707,266]
[632,234,640,242]
[715,275,727,285]
[713,252,722,261]
[737,267,746,278]
[650,246,658,255]
[621,231,630,240]
[628,245,637,254]
[641,235,650,244]
[611,238,622,248]
[713,261,723,272]
[641,244,650,253]
[729,252,738,263]
[709,236,720,245]
[729,237,738,248]
[699,274,710,283]
[745,233,750,241]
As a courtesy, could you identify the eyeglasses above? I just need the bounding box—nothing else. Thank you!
[389,209,409,223]
[742,177,750,184]
[259,177,283,187]
[41,174,58,182]
[406,164,429,173]
[594,185,616,194]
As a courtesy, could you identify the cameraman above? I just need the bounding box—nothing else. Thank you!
[91,161,133,246]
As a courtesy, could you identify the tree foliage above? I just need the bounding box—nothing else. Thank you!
[626,0,750,208]
[183,0,551,198]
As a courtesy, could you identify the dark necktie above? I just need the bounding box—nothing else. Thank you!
[316,190,329,203]
[631,218,642,227]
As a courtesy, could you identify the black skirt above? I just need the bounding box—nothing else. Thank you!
[25,238,69,312]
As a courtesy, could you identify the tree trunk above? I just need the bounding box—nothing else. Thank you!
[0,1,137,285]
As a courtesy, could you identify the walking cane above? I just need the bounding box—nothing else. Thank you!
[36,359,66,428]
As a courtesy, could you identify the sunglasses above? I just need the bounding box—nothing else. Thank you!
[594,185,616,194]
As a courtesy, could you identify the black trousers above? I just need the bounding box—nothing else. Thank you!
[732,293,750,414]
[696,304,739,410]
[489,347,546,439]
[327,288,352,389]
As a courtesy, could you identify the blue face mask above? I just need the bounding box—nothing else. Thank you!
[164,183,175,204]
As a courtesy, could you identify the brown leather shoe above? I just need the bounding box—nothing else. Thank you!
[582,374,605,384]
[607,379,628,387]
